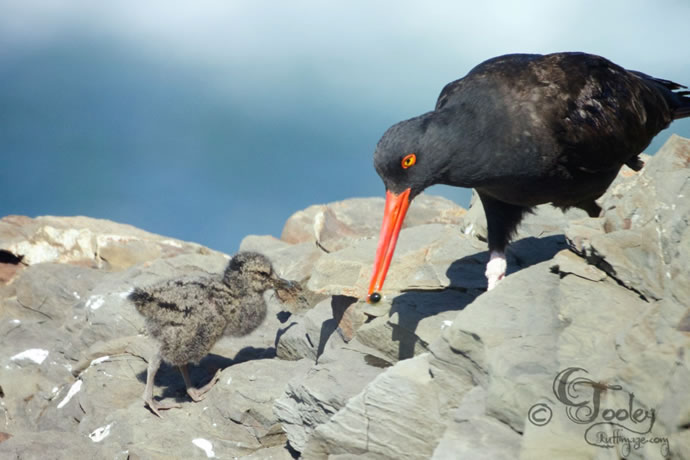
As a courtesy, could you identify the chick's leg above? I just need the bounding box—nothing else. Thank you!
[143,350,181,417]
[179,364,222,402]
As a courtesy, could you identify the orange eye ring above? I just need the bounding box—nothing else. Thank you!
[401,153,416,169]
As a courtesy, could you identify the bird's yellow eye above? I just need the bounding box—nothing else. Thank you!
[401,153,416,169]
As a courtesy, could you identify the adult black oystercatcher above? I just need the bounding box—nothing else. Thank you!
[367,52,690,302]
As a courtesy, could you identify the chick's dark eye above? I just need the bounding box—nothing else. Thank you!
[401,153,416,169]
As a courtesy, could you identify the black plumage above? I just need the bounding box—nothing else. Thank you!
[367,52,690,299]
[129,251,296,416]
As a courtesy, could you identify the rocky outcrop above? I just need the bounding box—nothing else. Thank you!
[1,136,689,459]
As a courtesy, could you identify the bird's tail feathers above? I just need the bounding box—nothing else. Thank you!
[128,287,155,315]
[632,71,690,120]
[675,91,690,119]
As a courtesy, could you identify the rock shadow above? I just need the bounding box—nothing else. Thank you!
[135,347,275,401]
[388,234,567,361]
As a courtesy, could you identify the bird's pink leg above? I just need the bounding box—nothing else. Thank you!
[179,365,221,402]
[143,351,182,417]
[485,250,506,291]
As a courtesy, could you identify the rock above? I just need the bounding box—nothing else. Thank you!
[239,235,323,285]
[0,430,120,459]
[274,334,387,453]
[356,288,476,362]
[0,215,218,272]
[307,223,487,298]
[0,218,306,456]
[307,223,568,298]
[461,189,590,242]
[280,194,466,247]
[206,358,314,447]
[275,297,337,361]
[239,445,296,460]
[431,387,522,460]
[302,353,462,459]
[566,135,690,302]
[549,249,607,282]
[293,137,690,458]
[2,136,690,459]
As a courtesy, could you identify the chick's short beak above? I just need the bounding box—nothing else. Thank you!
[272,277,299,302]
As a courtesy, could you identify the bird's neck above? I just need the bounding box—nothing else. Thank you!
[420,108,500,189]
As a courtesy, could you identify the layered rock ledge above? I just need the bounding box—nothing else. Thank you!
[1,136,689,459]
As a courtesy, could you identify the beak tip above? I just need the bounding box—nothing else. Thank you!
[367,292,382,304]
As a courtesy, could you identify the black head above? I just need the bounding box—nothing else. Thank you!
[367,111,456,303]
[373,112,452,199]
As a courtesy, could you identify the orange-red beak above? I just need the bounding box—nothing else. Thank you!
[366,188,411,302]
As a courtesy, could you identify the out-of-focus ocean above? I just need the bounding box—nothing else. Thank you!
[2,1,689,253]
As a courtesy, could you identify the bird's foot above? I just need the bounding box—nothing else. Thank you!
[485,251,507,291]
[144,397,182,418]
[186,368,222,402]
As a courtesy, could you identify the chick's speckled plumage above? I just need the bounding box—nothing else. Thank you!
[128,252,296,416]
[130,277,261,366]
[130,252,286,366]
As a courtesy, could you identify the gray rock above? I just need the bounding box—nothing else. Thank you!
[307,223,489,298]
[0,430,121,460]
[307,222,569,298]
[461,189,590,242]
[2,136,689,459]
[302,353,459,460]
[240,234,323,285]
[239,445,296,460]
[567,135,690,302]
[275,297,335,361]
[280,194,467,246]
[206,358,314,447]
[274,334,386,453]
[303,136,690,458]
[356,288,476,363]
[432,387,522,460]
[0,215,218,270]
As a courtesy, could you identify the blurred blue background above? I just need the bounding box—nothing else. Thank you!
[2,1,689,254]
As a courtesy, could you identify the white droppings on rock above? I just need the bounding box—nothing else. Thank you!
[464,224,474,235]
[10,319,20,324]
[89,423,113,442]
[119,288,134,298]
[90,356,110,366]
[86,295,105,310]
[10,348,49,365]
[226,376,233,385]
[52,386,59,394]
[440,320,453,330]
[192,438,216,458]
[57,380,82,409]
[73,291,81,299]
